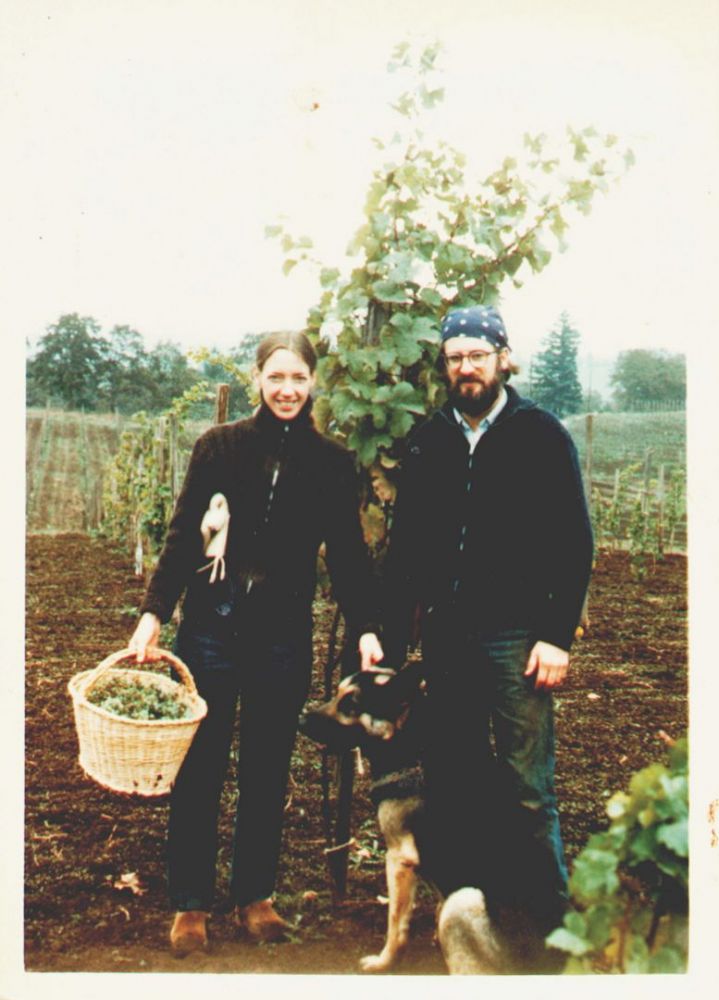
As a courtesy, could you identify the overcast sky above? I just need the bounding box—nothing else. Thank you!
[3,0,718,378]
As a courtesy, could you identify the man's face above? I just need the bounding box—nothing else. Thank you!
[442,335,508,416]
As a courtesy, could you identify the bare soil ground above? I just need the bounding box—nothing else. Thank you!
[24,534,687,975]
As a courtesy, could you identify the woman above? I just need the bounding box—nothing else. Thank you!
[129,331,383,955]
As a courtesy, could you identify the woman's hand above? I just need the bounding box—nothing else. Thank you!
[128,612,162,663]
[358,632,384,672]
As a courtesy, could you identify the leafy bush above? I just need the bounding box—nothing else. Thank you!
[87,677,191,721]
[547,736,688,973]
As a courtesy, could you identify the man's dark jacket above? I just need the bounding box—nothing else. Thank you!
[382,386,593,661]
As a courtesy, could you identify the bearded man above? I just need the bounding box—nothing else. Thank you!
[380,304,593,971]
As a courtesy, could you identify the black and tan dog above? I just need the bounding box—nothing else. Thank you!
[299,664,428,971]
[300,666,566,975]
[298,663,503,973]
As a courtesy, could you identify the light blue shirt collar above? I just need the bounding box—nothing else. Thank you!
[453,386,507,453]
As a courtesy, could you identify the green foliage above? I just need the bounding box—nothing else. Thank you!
[267,42,632,469]
[663,476,685,552]
[589,458,686,567]
[547,736,688,974]
[610,350,686,411]
[87,676,191,721]
[188,333,263,418]
[100,382,215,562]
[627,495,651,578]
[530,312,584,417]
[26,313,104,410]
[100,412,173,555]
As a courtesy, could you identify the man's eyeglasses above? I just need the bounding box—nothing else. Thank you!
[443,349,499,371]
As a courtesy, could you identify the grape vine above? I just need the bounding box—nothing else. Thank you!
[547,735,688,973]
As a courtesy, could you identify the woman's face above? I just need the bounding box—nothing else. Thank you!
[255,347,315,421]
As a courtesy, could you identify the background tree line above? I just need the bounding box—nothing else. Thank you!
[517,315,686,419]
[25,310,686,420]
[25,313,262,417]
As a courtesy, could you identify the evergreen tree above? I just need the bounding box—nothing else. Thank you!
[531,313,583,418]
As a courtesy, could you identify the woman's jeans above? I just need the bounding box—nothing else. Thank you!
[168,618,311,912]
[421,623,568,936]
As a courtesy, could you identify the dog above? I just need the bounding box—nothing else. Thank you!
[300,663,503,973]
[299,665,427,971]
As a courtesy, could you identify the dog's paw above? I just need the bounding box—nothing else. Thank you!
[359,951,395,973]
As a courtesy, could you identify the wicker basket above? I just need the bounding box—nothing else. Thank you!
[68,648,208,797]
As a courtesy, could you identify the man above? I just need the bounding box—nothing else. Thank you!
[381,304,593,971]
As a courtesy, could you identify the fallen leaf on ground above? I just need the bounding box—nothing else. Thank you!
[111,872,146,896]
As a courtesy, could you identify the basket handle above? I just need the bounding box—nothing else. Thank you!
[75,648,199,700]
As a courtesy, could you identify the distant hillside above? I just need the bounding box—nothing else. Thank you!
[563,410,686,481]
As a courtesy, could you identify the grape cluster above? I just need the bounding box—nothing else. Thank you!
[87,676,191,721]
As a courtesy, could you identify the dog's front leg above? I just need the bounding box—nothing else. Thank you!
[360,834,418,973]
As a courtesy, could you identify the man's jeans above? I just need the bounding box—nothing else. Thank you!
[421,623,568,935]
[168,619,311,912]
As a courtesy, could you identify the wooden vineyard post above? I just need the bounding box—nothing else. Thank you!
[327,643,360,904]
[642,448,653,515]
[214,383,230,425]
[328,749,355,903]
[612,467,621,551]
[584,412,594,490]
[155,416,167,485]
[168,411,180,501]
[578,412,594,632]
[319,606,359,903]
[133,449,145,578]
[321,606,343,844]
[89,479,103,531]
[657,464,666,557]
[134,524,144,578]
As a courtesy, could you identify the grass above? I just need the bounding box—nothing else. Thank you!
[564,411,686,481]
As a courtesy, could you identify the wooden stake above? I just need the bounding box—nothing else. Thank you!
[657,464,666,556]
[642,448,653,514]
[214,383,230,425]
[155,416,167,485]
[583,413,594,519]
[168,412,179,501]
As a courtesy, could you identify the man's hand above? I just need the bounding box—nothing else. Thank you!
[128,612,162,663]
[524,640,569,690]
[358,632,385,672]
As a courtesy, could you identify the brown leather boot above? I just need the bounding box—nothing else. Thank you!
[235,899,292,942]
[170,910,209,956]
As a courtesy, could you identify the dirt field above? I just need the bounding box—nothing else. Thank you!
[24,533,687,975]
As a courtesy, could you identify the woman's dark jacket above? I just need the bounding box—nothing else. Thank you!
[140,403,378,640]
[382,386,593,661]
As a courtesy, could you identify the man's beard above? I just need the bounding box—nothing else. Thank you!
[447,376,501,417]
